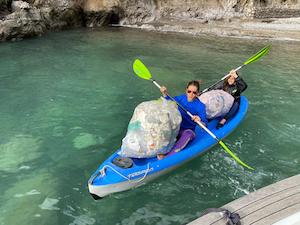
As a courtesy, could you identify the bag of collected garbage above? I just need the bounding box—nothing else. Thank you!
[119,97,182,158]
[198,90,234,119]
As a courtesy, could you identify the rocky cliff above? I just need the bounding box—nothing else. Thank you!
[115,0,300,24]
[1,0,300,41]
[0,0,83,40]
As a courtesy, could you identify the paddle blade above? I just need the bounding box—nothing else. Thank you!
[133,59,152,80]
[219,141,254,170]
[244,45,270,66]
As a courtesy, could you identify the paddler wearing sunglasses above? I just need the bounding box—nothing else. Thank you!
[157,80,207,160]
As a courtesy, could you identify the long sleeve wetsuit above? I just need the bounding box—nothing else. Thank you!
[166,94,207,130]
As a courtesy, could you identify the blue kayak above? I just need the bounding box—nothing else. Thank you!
[88,96,248,199]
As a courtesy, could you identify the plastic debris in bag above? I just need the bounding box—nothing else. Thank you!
[119,97,182,158]
[198,90,234,119]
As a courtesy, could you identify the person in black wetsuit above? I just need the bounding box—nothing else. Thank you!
[209,70,247,128]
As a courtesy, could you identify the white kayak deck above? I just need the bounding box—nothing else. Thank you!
[188,174,300,225]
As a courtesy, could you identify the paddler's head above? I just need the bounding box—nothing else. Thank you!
[226,70,238,85]
[186,80,200,102]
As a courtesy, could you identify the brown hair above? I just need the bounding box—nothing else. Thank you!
[223,71,239,90]
[186,80,200,92]
[223,76,230,91]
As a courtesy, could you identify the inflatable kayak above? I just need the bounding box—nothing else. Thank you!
[88,96,248,200]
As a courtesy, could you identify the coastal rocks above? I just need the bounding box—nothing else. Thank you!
[11,1,30,11]
[157,0,239,21]
[119,0,159,25]
[81,0,123,27]
[118,0,300,23]
[0,5,46,41]
[116,0,300,41]
[0,0,82,41]
[33,0,83,29]
[1,0,300,41]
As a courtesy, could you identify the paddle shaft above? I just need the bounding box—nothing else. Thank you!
[134,59,254,170]
[201,64,244,93]
[151,79,219,141]
[155,81,253,169]
[201,45,270,94]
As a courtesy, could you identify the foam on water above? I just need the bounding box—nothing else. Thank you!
[14,189,41,198]
[19,165,31,170]
[63,209,96,225]
[39,198,60,211]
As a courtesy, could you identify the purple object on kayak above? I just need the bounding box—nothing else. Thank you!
[167,129,196,156]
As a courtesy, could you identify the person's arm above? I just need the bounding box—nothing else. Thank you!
[199,105,208,125]
[160,86,168,97]
[236,77,248,93]
[193,103,207,125]
[160,86,172,100]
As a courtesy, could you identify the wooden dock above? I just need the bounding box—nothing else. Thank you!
[188,174,300,225]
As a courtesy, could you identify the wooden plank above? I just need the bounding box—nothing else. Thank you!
[242,193,300,224]
[188,174,300,225]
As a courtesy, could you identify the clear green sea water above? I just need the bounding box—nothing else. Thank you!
[0,28,299,225]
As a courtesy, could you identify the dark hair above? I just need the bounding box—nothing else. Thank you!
[223,71,239,90]
[186,80,200,92]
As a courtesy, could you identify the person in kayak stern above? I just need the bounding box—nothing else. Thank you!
[213,70,248,128]
[157,80,208,159]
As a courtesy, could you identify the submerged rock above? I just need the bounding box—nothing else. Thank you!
[0,135,42,172]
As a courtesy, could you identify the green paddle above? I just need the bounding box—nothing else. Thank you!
[202,45,270,93]
[133,59,254,170]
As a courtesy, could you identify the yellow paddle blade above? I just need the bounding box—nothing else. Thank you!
[219,141,254,170]
[133,59,152,80]
[244,45,270,65]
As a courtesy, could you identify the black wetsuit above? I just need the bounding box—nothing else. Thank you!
[209,77,247,120]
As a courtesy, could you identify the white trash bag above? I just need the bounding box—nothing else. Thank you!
[199,90,234,119]
[119,98,182,158]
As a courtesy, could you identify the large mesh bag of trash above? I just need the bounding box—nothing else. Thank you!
[198,90,234,119]
[119,98,182,158]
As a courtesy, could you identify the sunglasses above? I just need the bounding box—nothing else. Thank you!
[187,90,198,95]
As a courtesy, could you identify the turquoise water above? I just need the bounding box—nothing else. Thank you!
[0,28,299,225]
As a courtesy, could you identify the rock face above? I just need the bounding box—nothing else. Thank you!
[0,0,300,41]
[0,5,46,40]
[117,0,300,25]
[82,0,122,27]
[0,0,83,41]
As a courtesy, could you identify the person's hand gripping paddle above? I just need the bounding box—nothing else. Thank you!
[133,59,254,170]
